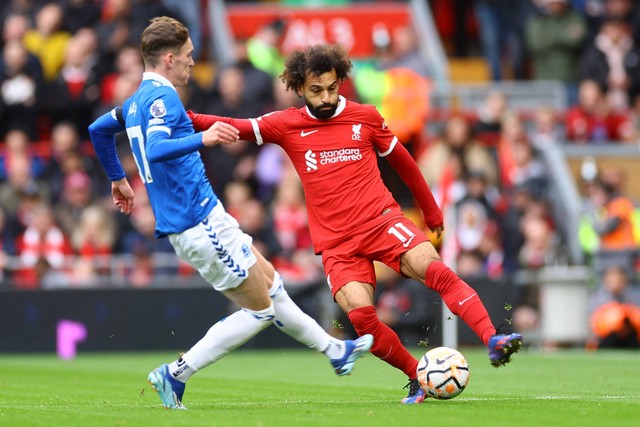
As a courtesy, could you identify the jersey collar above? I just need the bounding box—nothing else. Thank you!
[142,72,176,92]
[305,95,347,120]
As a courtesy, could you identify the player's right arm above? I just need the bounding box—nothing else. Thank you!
[88,107,134,215]
[187,110,283,145]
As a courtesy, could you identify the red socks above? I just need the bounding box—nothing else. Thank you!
[425,260,496,345]
[348,306,418,379]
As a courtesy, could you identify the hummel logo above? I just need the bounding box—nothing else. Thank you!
[300,129,319,137]
[458,293,477,306]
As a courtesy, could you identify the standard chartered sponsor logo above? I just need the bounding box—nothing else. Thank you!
[319,148,363,165]
[305,148,363,172]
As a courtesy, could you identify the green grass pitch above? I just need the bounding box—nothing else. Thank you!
[1,348,639,427]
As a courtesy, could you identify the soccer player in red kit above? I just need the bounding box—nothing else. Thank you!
[189,44,522,403]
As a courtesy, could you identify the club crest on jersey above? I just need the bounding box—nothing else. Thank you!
[352,123,362,141]
[150,99,167,118]
[241,243,251,258]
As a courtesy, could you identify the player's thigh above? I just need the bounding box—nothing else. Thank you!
[322,245,376,299]
[399,241,441,282]
[168,204,258,293]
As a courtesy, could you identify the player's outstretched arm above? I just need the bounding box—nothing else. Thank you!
[187,110,256,141]
[201,121,240,147]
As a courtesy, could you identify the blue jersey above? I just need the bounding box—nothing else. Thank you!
[89,72,217,237]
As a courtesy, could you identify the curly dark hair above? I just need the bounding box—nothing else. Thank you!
[280,44,352,92]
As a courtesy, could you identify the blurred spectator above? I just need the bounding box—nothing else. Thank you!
[14,201,71,289]
[474,0,534,80]
[472,90,509,144]
[236,197,282,261]
[271,176,318,283]
[586,176,636,248]
[247,18,286,79]
[98,44,142,111]
[70,204,116,274]
[42,28,102,138]
[201,139,259,202]
[627,91,640,144]
[0,0,39,29]
[418,114,498,191]
[0,39,44,140]
[528,106,564,148]
[525,0,587,106]
[582,0,640,44]
[587,263,640,349]
[0,129,46,179]
[96,0,178,80]
[375,25,430,78]
[54,170,95,237]
[0,152,50,224]
[222,179,252,220]
[579,15,640,112]
[160,0,203,59]
[564,79,633,143]
[204,65,265,119]
[229,37,275,113]
[22,2,71,82]
[497,113,547,192]
[119,186,175,287]
[254,80,302,203]
[2,12,31,44]
[518,211,567,269]
[500,182,540,273]
[60,0,101,34]
[41,121,108,204]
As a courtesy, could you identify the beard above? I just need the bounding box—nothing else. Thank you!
[306,100,338,120]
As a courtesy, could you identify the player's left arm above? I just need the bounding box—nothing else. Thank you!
[385,142,444,234]
[88,107,134,214]
[369,106,444,233]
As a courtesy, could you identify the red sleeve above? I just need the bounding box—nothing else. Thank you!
[385,142,443,229]
[187,110,256,140]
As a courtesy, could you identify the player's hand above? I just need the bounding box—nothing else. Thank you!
[111,178,134,215]
[428,225,444,241]
[201,121,239,147]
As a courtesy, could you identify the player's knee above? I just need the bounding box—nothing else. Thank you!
[269,271,286,299]
[243,302,276,325]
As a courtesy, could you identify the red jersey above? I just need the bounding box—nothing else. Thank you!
[249,97,402,253]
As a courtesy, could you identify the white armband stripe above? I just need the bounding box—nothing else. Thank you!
[378,137,398,157]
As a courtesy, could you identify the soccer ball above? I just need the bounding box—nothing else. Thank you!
[416,346,470,399]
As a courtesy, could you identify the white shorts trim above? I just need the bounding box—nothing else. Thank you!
[168,201,256,291]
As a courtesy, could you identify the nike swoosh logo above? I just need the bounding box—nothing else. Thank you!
[300,130,319,137]
[402,235,416,248]
[458,293,477,306]
[435,358,446,365]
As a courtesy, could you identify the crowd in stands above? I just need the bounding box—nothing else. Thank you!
[0,0,639,347]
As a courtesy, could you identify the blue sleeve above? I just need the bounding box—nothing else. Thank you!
[146,131,204,163]
[88,108,126,181]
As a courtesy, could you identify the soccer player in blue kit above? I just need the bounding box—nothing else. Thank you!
[88,16,372,410]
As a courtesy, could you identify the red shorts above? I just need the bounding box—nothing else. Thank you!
[321,210,429,298]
